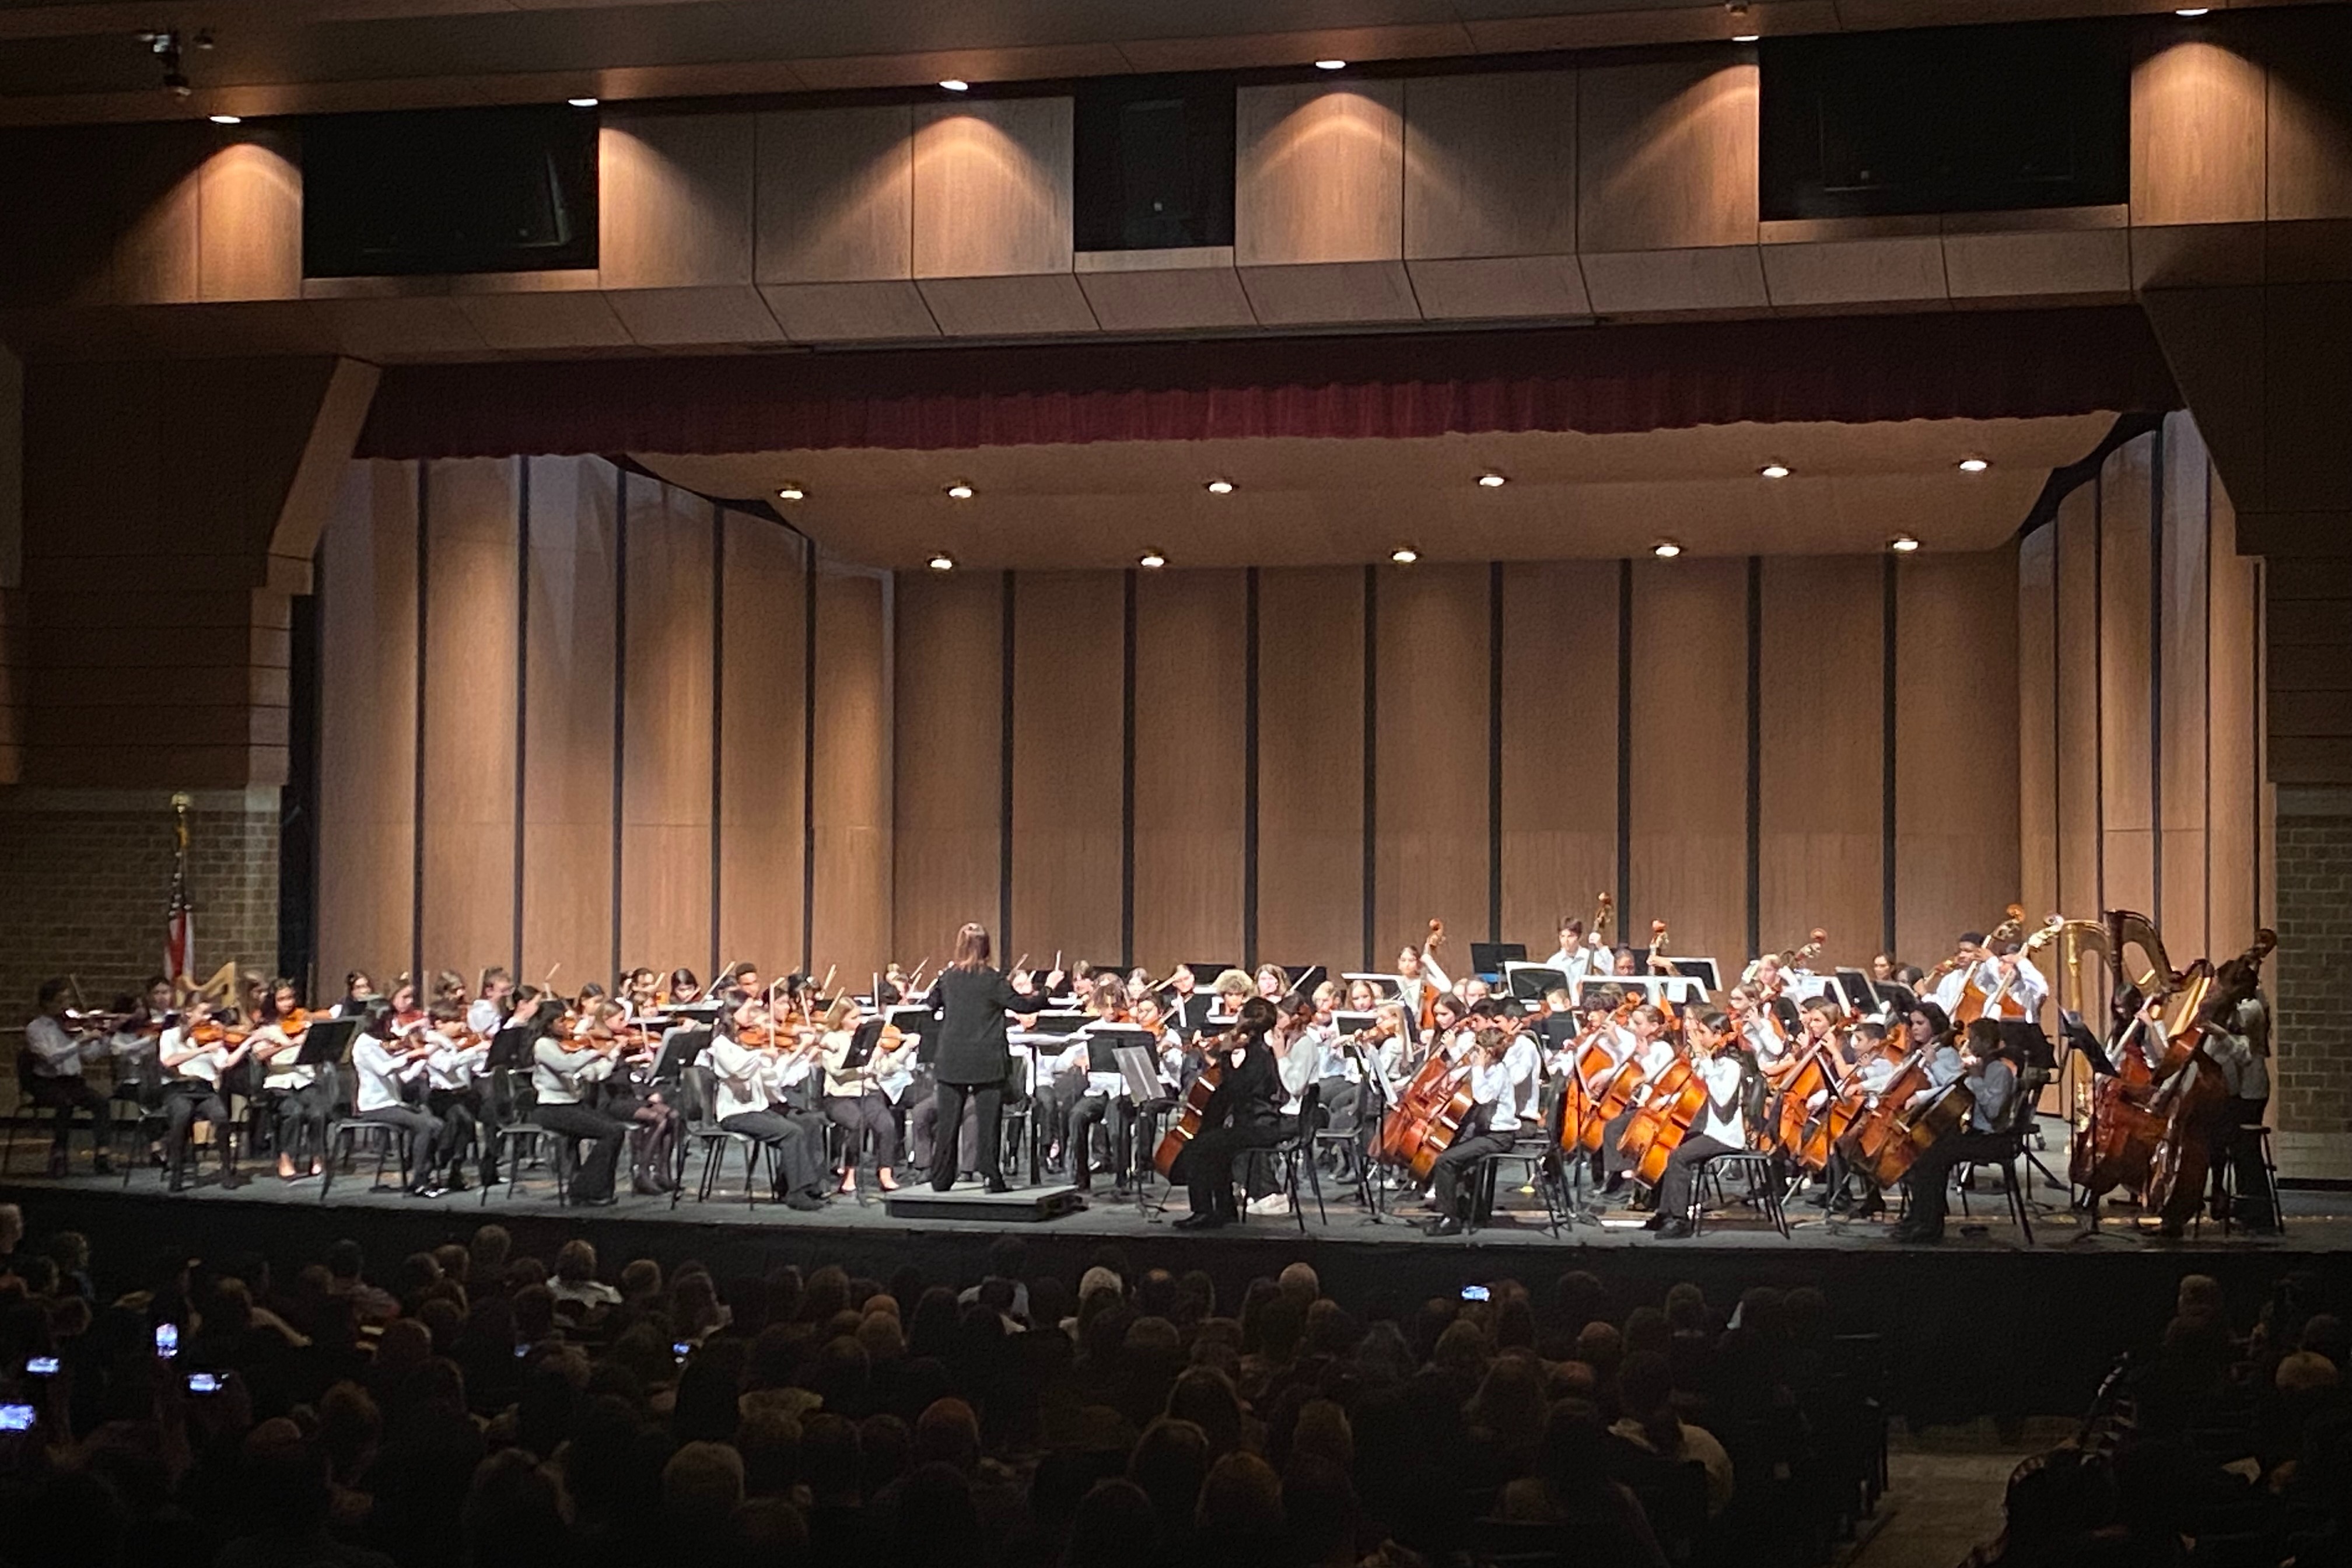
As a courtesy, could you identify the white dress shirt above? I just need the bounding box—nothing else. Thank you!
[353,1032,429,1112]
[531,1037,613,1107]
[24,1016,101,1077]
[706,1037,778,1121]
[1695,1055,1746,1146]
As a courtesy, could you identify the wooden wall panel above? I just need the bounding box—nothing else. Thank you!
[1759,555,1882,971]
[2207,474,2262,949]
[1009,569,1123,965]
[2100,433,2157,919]
[419,457,519,979]
[1402,71,1577,260]
[718,513,806,978]
[811,569,891,982]
[195,133,300,303]
[1132,569,1247,968]
[757,105,915,284]
[911,97,1074,278]
[2018,526,2059,956]
[317,460,417,989]
[1236,82,1406,267]
[601,111,755,290]
[1895,551,2020,965]
[1258,568,1364,970]
[2159,414,2213,956]
[1499,561,1618,953]
[619,480,715,974]
[892,570,1003,964]
[521,456,618,989]
[2130,40,2267,228]
[1578,60,1758,253]
[1374,564,1491,946]
[1628,556,1746,969]
[2054,484,2102,917]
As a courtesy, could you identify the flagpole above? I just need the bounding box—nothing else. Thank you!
[167,791,193,988]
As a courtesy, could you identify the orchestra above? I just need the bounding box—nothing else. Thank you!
[9,898,2280,1244]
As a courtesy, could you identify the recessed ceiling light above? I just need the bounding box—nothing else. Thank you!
[208,113,242,124]
[1653,541,1684,559]
[2175,8,2209,15]
[1889,535,1922,554]
[928,552,956,572]
[1759,463,1791,480]
[1205,478,1234,495]
[567,97,599,108]
[944,483,974,500]
[1390,545,1419,565]
[1732,33,1760,43]
[939,78,970,92]
[1476,473,1507,488]
[1957,457,1989,473]
[1139,549,1168,570]
[776,485,804,502]
[1314,59,1347,71]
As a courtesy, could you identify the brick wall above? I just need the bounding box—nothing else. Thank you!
[2273,805,2352,1170]
[0,786,278,1035]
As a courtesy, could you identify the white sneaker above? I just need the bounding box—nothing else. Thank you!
[1247,1192,1293,1216]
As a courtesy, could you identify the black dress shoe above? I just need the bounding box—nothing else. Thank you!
[1656,1218,1694,1239]
[1640,1213,1667,1231]
[986,1178,1012,1195]
[1425,1216,1465,1237]
[1173,1212,1225,1230]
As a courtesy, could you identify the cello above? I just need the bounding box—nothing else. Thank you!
[1617,1014,1716,1188]
[1381,1028,1502,1182]
[1152,1049,1225,1178]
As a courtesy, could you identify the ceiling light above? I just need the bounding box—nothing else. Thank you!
[1139,549,1167,570]
[1958,457,1989,473]
[1759,463,1791,480]
[776,485,804,502]
[1205,478,1234,495]
[1889,535,1922,554]
[1732,33,1760,42]
[2175,8,2209,15]
[1314,59,1347,71]
[567,97,599,108]
[939,78,970,92]
[1390,545,1419,565]
[1476,473,1507,488]
[1653,541,1684,559]
[944,483,974,500]
[927,552,956,572]
[208,113,242,124]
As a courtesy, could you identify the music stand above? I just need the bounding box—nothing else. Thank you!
[295,1017,359,1068]
[841,1017,885,1072]
[1470,942,1527,979]
[652,1027,713,1082]
[1504,963,1568,1003]
[1663,957,1721,991]
[483,1026,534,1073]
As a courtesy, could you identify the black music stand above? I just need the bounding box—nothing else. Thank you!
[1470,942,1527,979]
[842,1017,884,1071]
[1507,964,1568,1003]
[295,1017,359,1068]
[652,1028,713,1083]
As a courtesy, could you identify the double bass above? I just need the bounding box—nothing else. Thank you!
[1952,906,2027,1023]
[2143,928,2277,1217]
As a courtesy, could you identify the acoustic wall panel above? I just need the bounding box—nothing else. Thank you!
[618,479,715,973]
[1499,561,1618,954]
[718,512,807,978]
[810,568,892,982]
[1132,569,1248,968]
[1256,568,1366,970]
[1009,570,1123,964]
[892,570,1004,963]
[1373,564,1491,947]
[1628,555,1747,969]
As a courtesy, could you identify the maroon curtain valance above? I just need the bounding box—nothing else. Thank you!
[356,305,2180,460]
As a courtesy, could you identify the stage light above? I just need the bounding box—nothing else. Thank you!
[2175,8,2209,15]
[1958,457,1989,473]
[568,97,599,108]
[1477,473,1507,488]
[1732,33,1760,42]
[208,113,242,124]
[1759,463,1791,480]
[776,485,804,502]
[944,483,974,499]
[1390,545,1419,565]
[1889,535,1922,554]
[939,78,970,92]
[1653,541,1684,559]
[1205,478,1234,495]
[928,552,956,572]
[1314,59,1347,71]
[1139,549,1168,570]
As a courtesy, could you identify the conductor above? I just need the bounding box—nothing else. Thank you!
[926,922,1037,1194]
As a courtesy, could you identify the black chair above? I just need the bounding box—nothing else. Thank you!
[2204,1122,2286,1238]
[1309,1084,1380,1212]
[1694,1149,1791,1238]
[676,1065,772,1210]
[1239,1084,1323,1231]
[1468,1093,1569,1236]
[320,1117,406,1201]
[1951,1066,2044,1244]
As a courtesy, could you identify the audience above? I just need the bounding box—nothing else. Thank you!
[9,1211,2322,1568]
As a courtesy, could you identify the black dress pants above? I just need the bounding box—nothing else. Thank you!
[1177,1118,1286,1218]
[929,1080,1003,1191]
[533,1101,628,1202]
[29,1074,109,1160]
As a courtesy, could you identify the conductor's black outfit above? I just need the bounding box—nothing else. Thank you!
[1172,1035,1286,1223]
[927,965,1021,1192]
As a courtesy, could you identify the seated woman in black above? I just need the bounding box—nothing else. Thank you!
[1172,996,1286,1230]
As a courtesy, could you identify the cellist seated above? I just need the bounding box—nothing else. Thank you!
[1647,1013,1751,1240]
[1424,1025,1539,1238]
[1171,998,1287,1231]
[1889,1020,2018,1244]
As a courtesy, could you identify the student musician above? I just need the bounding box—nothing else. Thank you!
[1818,1020,1898,1216]
[350,1003,447,1197]
[2204,953,2276,1230]
[706,1009,829,1211]
[250,999,330,1182]
[22,978,115,1176]
[1397,933,1451,1031]
[1422,1026,1524,1237]
[466,968,513,1038]
[1545,917,1609,982]
[1056,1014,1134,1195]
[419,1005,495,1192]
[1600,1005,1677,1195]
[156,998,250,1190]
[1925,935,1987,1016]
[531,1000,634,1205]
[1648,1012,1751,1240]
[1972,939,2050,1021]
[1890,1018,2018,1244]
[1172,998,1287,1230]
[337,971,376,1019]
[818,997,904,1195]
[1726,984,1791,1084]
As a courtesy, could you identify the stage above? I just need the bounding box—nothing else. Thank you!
[6,1138,2347,1427]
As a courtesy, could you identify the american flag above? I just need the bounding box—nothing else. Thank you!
[166,792,193,984]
